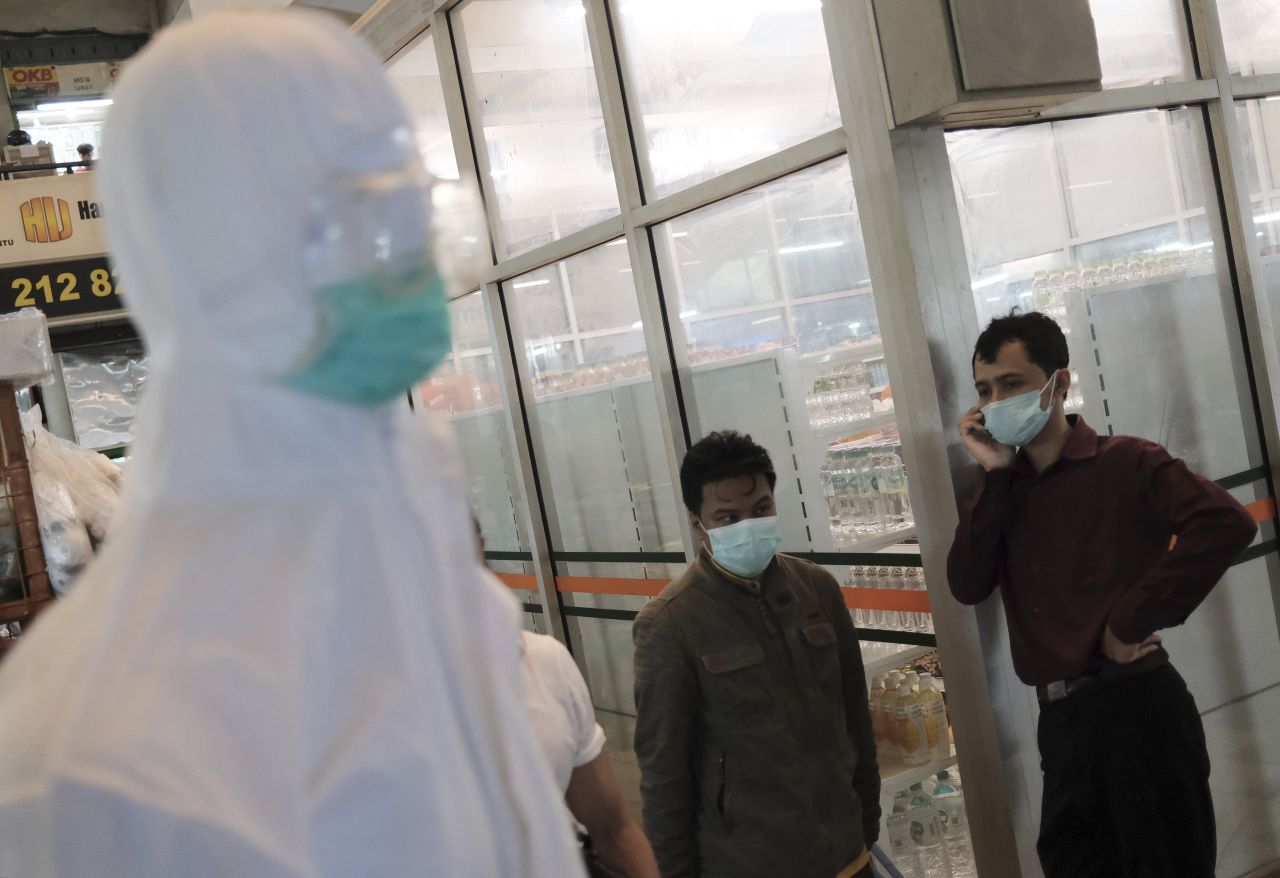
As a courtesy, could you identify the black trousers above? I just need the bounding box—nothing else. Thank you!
[1037,664,1216,878]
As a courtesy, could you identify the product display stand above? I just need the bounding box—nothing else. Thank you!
[0,381,54,629]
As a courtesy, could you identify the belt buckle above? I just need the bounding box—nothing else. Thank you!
[1045,680,1069,702]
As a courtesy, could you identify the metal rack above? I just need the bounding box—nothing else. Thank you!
[0,382,53,628]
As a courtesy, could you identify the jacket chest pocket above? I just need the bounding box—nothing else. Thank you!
[799,621,842,703]
[701,644,774,722]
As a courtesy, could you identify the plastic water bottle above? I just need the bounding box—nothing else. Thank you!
[888,791,925,878]
[908,786,954,878]
[935,781,975,878]
[882,566,902,630]
[847,566,866,628]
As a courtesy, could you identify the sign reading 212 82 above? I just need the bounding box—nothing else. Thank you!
[0,256,123,321]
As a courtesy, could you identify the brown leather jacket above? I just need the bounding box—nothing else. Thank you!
[632,551,881,878]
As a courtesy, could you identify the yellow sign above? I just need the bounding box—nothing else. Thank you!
[20,197,74,244]
[4,61,124,101]
[0,174,106,266]
[4,65,59,101]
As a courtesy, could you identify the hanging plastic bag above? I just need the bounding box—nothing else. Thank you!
[19,406,123,595]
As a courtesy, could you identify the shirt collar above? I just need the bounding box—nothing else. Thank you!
[1014,414,1098,475]
[1060,415,1100,461]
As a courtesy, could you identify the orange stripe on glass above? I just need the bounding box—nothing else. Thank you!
[555,576,668,597]
[842,587,932,613]
[1246,496,1276,523]
[496,573,538,590]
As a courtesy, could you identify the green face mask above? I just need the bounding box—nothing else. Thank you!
[284,263,450,406]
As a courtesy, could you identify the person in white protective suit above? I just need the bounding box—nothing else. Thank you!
[0,12,587,878]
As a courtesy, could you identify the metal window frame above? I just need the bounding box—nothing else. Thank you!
[359,3,1280,875]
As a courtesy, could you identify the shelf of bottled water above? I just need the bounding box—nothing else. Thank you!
[848,565,933,634]
[806,361,878,432]
[1027,246,1214,302]
[821,432,914,546]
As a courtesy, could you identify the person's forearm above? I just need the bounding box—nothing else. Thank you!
[1110,501,1256,642]
[595,822,662,878]
[947,468,1013,605]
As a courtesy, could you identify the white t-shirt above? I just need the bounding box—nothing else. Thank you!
[521,631,608,792]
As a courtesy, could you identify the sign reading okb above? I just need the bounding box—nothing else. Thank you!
[0,173,107,265]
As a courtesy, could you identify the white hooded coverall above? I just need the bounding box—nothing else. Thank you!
[0,12,586,878]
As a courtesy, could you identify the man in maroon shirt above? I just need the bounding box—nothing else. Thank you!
[948,312,1257,878]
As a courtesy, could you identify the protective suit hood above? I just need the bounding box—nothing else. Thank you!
[0,12,584,878]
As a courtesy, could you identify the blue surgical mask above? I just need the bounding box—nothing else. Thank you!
[285,263,450,406]
[981,374,1057,447]
[702,515,783,578]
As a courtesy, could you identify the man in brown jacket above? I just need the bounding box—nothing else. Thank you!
[633,430,881,878]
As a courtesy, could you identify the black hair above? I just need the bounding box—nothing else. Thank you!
[680,430,776,514]
[77,143,94,156]
[6,129,32,147]
[973,310,1069,377]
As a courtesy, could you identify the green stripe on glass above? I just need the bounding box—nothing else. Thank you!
[486,550,534,562]
[553,551,687,564]
[1216,467,1269,490]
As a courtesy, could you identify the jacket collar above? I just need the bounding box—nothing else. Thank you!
[698,548,801,617]
[699,546,763,594]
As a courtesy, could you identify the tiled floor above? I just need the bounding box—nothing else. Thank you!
[1204,683,1280,878]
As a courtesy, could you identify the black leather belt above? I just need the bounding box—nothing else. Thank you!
[1036,654,1166,704]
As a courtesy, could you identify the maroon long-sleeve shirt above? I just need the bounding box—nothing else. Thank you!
[947,416,1258,686]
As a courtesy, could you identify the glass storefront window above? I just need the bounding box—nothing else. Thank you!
[418,292,526,558]
[1088,0,1193,88]
[1219,0,1280,75]
[1235,97,1280,506]
[505,241,682,554]
[453,0,620,258]
[947,109,1263,481]
[386,29,460,180]
[613,0,839,198]
[657,157,911,556]
[952,107,1280,877]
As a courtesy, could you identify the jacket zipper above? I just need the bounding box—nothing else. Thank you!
[717,751,729,829]
[758,592,839,867]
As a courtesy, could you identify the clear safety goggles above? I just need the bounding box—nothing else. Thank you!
[302,160,488,298]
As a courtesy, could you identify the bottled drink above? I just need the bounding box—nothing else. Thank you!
[884,450,909,528]
[895,680,930,767]
[847,566,865,628]
[908,786,954,878]
[868,675,888,749]
[878,567,898,631]
[879,672,903,763]
[901,567,922,632]
[885,808,926,875]
[935,781,975,878]
[918,674,950,760]
[866,567,885,629]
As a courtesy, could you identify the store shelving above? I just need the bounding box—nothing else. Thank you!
[808,408,899,442]
[881,752,960,794]
[859,642,933,678]
[837,526,918,556]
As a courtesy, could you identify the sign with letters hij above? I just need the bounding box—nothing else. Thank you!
[0,173,108,267]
